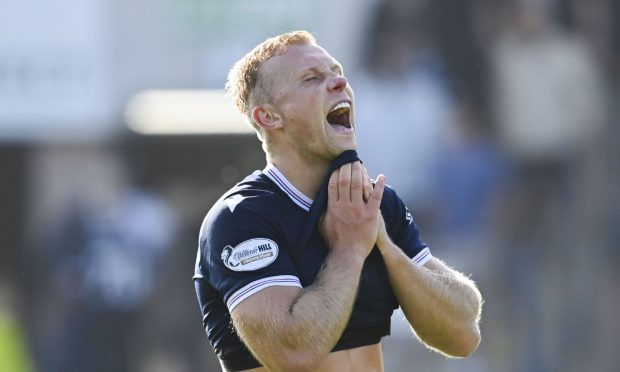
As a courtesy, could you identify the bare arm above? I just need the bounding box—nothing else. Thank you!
[376,218,483,357]
[231,162,386,371]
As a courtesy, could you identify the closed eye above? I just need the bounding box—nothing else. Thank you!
[332,67,344,76]
[304,76,318,82]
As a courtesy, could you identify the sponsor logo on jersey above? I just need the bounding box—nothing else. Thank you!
[221,238,279,271]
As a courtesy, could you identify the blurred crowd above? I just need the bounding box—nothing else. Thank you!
[356,0,619,371]
[1,0,619,371]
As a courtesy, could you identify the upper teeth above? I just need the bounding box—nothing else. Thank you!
[330,101,350,113]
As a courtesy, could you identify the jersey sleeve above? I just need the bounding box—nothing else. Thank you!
[195,195,302,312]
[380,185,432,266]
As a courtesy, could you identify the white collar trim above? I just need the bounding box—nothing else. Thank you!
[263,164,313,211]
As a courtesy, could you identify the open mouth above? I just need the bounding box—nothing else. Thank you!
[326,101,351,128]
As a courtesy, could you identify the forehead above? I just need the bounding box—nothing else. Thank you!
[263,43,341,78]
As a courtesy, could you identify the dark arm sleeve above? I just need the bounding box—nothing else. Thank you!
[195,196,302,312]
[380,185,432,265]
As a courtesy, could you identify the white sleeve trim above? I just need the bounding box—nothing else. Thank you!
[411,247,432,266]
[227,275,303,312]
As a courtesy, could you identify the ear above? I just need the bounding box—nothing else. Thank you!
[252,104,283,131]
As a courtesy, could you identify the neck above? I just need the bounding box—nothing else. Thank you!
[267,152,331,199]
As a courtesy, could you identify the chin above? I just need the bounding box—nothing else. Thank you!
[343,135,358,151]
[328,142,357,158]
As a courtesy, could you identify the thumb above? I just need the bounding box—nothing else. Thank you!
[368,174,386,210]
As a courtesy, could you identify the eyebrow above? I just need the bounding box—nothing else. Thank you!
[299,63,343,77]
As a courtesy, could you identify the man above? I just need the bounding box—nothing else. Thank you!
[194,31,482,372]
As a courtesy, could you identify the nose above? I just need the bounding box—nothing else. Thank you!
[328,74,348,92]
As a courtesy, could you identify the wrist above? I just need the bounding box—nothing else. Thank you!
[377,240,405,263]
[376,235,395,254]
[328,248,367,270]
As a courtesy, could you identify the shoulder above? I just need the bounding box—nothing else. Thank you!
[195,174,290,275]
[381,183,399,202]
[200,174,285,242]
[377,182,403,216]
[376,183,416,232]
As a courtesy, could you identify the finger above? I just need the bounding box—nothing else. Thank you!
[362,166,371,202]
[350,161,363,203]
[368,174,386,210]
[338,163,352,202]
[327,168,339,206]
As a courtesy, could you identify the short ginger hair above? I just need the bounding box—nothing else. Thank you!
[225,30,316,137]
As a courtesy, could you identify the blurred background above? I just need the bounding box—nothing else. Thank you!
[1,0,618,371]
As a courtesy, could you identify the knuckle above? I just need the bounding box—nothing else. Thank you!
[350,180,362,189]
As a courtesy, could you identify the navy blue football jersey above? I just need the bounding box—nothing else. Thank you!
[193,164,431,371]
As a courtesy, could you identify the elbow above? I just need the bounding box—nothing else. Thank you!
[446,324,481,358]
[423,322,481,358]
[450,288,483,357]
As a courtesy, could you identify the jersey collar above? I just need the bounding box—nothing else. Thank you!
[263,164,313,212]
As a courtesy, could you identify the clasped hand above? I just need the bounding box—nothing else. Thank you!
[319,161,386,259]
